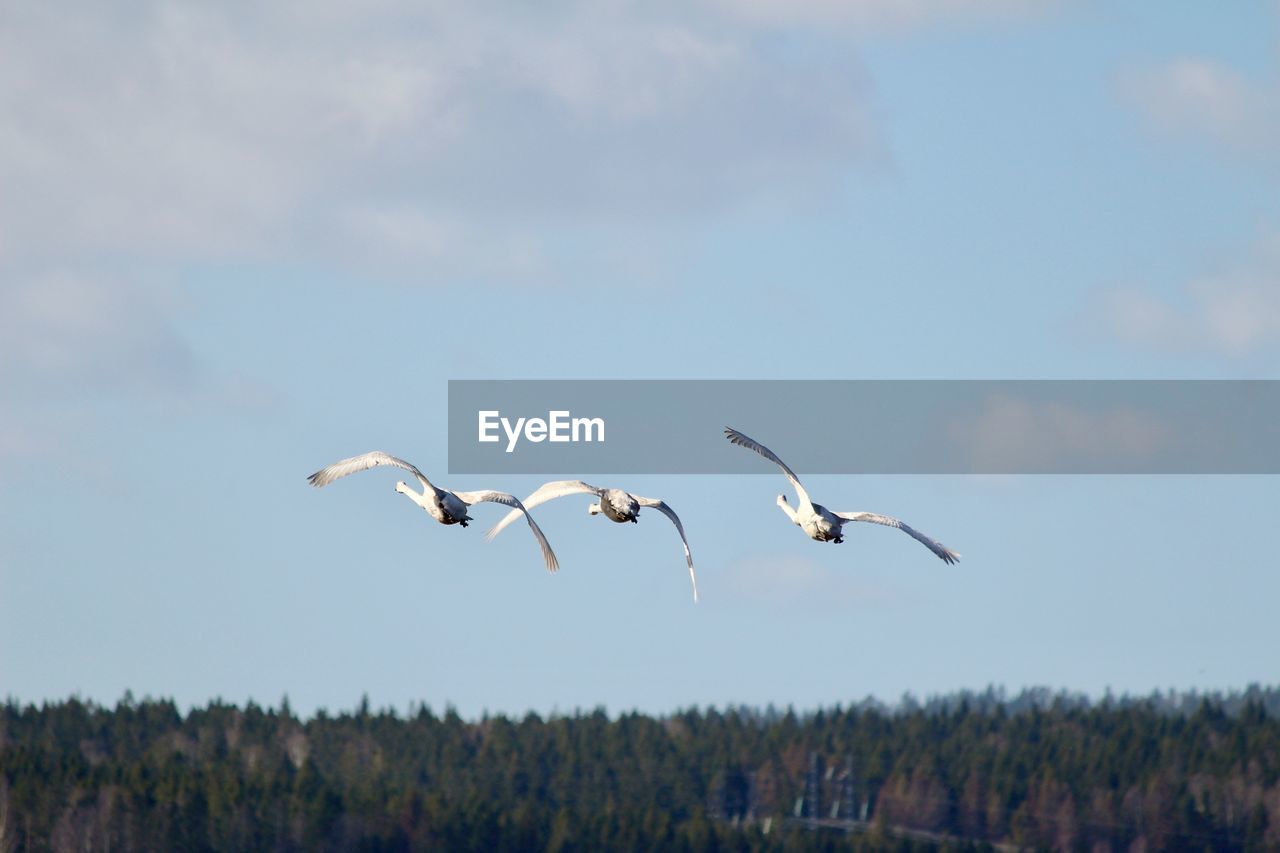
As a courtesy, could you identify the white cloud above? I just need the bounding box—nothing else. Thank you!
[1096,234,1280,355]
[0,1,890,457]
[0,1,885,277]
[0,0,1060,467]
[0,0,1067,276]
[0,0,1080,274]
[1111,48,1280,356]
[1117,57,1280,151]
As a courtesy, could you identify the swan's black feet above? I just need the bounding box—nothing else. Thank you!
[630,517,638,524]
[460,520,470,528]
[833,536,844,544]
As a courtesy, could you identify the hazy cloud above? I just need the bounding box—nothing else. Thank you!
[1096,234,1280,355]
[1117,57,1280,152]
[703,0,1060,31]
[0,0,1062,467]
[0,270,284,468]
[947,394,1175,473]
[0,271,197,400]
[0,1,892,456]
[1111,45,1280,356]
[0,1,885,278]
[0,420,60,469]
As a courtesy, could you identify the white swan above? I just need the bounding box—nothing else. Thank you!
[486,481,698,602]
[307,451,559,572]
[724,428,959,564]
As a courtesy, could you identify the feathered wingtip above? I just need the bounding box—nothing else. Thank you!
[723,426,751,449]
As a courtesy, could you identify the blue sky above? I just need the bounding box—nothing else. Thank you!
[2,1,1279,718]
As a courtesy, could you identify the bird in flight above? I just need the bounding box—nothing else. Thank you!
[307,451,559,572]
[486,480,698,602]
[724,427,959,564]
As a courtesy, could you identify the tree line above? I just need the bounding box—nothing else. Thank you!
[1,686,1278,851]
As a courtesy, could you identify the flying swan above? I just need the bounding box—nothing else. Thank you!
[724,427,960,564]
[485,481,699,602]
[307,451,559,572]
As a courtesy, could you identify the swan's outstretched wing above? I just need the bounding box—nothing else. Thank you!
[454,490,560,573]
[634,496,699,603]
[484,480,605,541]
[833,511,961,565]
[307,451,435,492]
[724,427,811,508]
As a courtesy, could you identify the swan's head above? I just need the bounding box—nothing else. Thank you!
[776,494,789,506]
[394,481,410,495]
[588,502,601,515]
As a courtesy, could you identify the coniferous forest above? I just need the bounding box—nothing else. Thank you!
[2,687,1279,851]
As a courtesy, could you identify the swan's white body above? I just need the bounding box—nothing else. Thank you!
[486,480,698,601]
[307,451,559,572]
[724,428,960,564]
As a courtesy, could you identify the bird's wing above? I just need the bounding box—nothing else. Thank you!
[832,511,961,565]
[723,427,811,507]
[307,451,435,492]
[484,480,604,541]
[633,496,699,603]
[454,490,560,573]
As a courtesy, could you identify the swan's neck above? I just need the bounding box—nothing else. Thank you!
[396,483,432,511]
[776,496,799,524]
